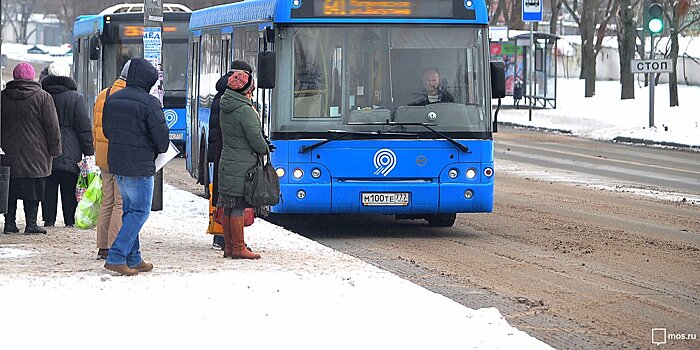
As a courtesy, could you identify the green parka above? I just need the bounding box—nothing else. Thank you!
[217,89,269,198]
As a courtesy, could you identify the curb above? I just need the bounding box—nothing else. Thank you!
[498,122,699,152]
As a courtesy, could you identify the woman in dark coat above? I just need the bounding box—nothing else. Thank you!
[218,66,269,259]
[40,62,94,227]
[1,62,61,234]
[209,61,251,249]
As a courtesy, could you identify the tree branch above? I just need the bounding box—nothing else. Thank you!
[563,1,581,23]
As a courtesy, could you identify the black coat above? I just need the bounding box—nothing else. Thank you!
[207,72,232,163]
[41,75,94,173]
[207,72,233,204]
[103,58,169,177]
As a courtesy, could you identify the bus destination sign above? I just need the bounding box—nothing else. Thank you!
[314,0,453,18]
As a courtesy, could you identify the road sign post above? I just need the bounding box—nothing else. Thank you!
[631,57,672,128]
[522,1,542,122]
[145,0,164,211]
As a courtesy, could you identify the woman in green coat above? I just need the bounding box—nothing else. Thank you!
[217,68,269,259]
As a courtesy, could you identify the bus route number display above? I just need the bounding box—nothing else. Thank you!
[315,0,453,18]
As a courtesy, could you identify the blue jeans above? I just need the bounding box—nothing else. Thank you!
[106,175,153,266]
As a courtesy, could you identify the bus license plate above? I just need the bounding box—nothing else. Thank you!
[361,192,410,206]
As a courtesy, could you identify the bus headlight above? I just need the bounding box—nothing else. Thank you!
[293,169,304,179]
[448,169,458,179]
[466,168,477,179]
[311,168,321,178]
[276,167,285,177]
[464,190,474,199]
[292,0,302,8]
[484,167,494,177]
[297,190,306,199]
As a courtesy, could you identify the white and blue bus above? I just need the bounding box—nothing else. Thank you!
[73,3,191,147]
[187,0,504,226]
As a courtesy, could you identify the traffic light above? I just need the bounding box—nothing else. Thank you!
[646,2,664,35]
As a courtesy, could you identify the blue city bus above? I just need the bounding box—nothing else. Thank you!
[73,4,191,147]
[187,0,503,226]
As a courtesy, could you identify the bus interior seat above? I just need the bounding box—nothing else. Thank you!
[293,93,323,118]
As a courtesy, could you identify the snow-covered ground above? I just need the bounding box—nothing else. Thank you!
[1,42,73,66]
[0,184,552,350]
[497,78,700,147]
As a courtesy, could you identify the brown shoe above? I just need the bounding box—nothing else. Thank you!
[104,263,139,276]
[130,261,153,272]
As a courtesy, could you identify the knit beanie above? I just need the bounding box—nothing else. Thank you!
[48,61,71,77]
[13,62,36,81]
[231,60,253,73]
[120,60,131,80]
[227,70,253,94]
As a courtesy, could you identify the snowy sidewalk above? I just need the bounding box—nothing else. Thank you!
[0,184,551,350]
[497,79,700,148]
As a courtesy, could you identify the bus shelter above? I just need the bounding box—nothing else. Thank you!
[490,32,559,108]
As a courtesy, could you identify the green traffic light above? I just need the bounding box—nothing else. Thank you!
[648,18,664,33]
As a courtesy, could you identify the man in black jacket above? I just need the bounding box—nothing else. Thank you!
[41,61,94,227]
[102,58,169,275]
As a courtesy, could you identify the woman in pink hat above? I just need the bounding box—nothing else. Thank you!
[1,62,61,234]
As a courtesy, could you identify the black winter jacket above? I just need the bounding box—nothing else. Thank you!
[103,58,169,176]
[207,72,232,163]
[41,75,94,173]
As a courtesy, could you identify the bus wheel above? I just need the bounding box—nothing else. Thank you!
[426,214,456,227]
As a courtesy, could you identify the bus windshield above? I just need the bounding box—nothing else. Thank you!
[274,25,490,136]
[102,42,187,93]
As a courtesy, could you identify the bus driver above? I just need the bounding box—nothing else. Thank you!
[409,68,454,106]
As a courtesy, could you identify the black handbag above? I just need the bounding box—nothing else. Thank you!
[245,154,280,206]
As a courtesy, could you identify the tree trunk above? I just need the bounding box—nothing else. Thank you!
[617,0,635,99]
[669,31,679,106]
[582,43,597,97]
[549,0,561,35]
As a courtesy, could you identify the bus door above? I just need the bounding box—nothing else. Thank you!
[187,35,201,177]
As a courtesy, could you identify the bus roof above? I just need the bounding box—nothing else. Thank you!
[189,0,488,30]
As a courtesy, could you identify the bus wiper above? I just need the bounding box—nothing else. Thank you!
[299,129,417,154]
[348,121,469,152]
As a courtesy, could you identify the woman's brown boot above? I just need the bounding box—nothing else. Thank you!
[230,216,260,259]
[222,214,234,258]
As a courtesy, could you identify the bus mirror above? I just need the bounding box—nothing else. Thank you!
[265,26,275,43]
[89,36,101,60]
[490,61,506,99]
[257,51,276,89]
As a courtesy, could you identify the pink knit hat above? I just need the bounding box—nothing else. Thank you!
[13,62,36,81]
[227,70,253,93]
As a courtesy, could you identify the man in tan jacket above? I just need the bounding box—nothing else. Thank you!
[93,61,129,259]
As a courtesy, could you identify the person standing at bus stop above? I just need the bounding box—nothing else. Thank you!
[208,61,252,250]
[40,61,94,228]
[93,60,130,259]
[102,58,169,275]
[1,62,61,234]
[218,67,269,259]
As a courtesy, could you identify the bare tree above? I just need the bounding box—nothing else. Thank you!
[564,0,620,97]
[2,0,39,45]
[617,0,639,99]
[488,0,527,29]
[549,0,565,34]
[665,0,700,106]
